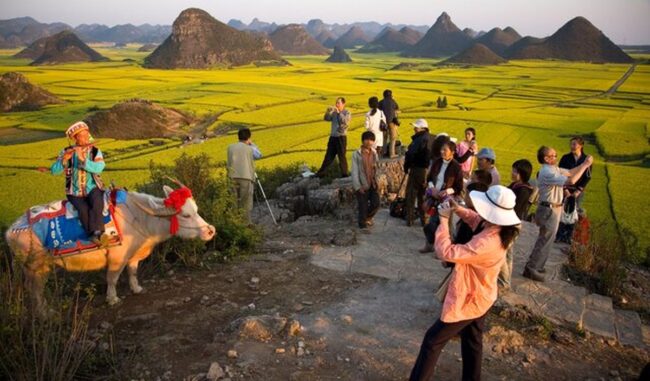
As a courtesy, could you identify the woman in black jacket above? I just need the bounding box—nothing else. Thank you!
[420,140,464,253]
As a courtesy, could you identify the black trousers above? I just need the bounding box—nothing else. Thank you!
[67,187,105,236]
[410,314,486,381]
[423,214,441,244]
[356,187,380,228]
[317,136,348,177]
[405,167,427,224]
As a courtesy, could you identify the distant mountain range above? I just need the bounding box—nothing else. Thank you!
[0,14,639,65]
[0,16,170,48]
[0,15,432,48]
[229,18,431,41]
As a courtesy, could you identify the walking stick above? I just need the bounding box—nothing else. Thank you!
[254,173,277,225]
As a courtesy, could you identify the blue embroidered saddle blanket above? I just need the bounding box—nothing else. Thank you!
[21,190,126,256]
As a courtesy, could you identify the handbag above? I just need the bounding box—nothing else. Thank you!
[435,269,453,303]
[379,111,388,132]
[561,196,578,225]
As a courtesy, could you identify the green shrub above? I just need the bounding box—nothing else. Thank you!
[138,153,259,269]
[567,222,626,297]
[0,253,96,381]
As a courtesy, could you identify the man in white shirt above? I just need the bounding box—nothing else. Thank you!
[227,128,262,224]
[523,146,593,282]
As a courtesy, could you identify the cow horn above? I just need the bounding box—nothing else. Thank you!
[165,176,187,189]
[131,198,178,217]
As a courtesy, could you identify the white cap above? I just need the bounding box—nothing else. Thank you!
[410,118,429,129]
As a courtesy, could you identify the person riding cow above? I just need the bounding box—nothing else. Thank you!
[6,183,216,313]
[51,121,108,247]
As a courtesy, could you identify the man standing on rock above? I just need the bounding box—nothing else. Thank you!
[523,146,592,282]
[227,128,262,224]
[379,89,400,158]
[351,131,380,230]
[316,97,351,178]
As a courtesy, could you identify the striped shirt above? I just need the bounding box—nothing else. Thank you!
[51,145,105,196]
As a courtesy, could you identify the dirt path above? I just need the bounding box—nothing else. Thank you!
[87,212,649,380]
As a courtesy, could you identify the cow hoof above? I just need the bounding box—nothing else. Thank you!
[131,286,144,294]
[106,296,122,306]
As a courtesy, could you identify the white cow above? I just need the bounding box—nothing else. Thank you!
[5,185,215,312]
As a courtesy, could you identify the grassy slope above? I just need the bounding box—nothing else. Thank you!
[0,49,648,254]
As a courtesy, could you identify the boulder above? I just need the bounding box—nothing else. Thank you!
[230,315,288,341]
[274,157,406,220]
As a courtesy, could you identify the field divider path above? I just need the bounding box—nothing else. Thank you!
[454,64,637,111]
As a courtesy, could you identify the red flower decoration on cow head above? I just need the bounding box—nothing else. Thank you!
[163,187,193,235]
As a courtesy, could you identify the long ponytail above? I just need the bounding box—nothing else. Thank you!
[499,225,521,249]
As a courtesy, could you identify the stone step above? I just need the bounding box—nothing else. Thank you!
[581,294,616,339]
[614,309,645,348]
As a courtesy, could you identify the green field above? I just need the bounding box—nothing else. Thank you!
[0,47,648,257]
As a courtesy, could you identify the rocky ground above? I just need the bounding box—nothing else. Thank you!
[88,210,649,381]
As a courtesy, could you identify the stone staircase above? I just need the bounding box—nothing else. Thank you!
[501,222,646,348]
[310,208,649,349]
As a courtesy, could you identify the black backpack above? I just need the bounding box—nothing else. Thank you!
[389,174,408,219]
[389,197,407,219]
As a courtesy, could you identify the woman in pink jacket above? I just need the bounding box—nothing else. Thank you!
[410,185,521,381]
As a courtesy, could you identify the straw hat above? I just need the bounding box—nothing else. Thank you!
[66,121,89,139]
[469,185,521,226]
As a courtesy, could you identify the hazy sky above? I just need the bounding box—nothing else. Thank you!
[4,0,650,44]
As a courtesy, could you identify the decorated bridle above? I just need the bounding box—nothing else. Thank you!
[163,186,193,235]
[127,177,213,236]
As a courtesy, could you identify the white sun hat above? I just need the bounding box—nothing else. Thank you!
[469,185,521,226]
[410,118,429,129]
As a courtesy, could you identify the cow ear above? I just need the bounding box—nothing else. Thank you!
[163,185,174,198]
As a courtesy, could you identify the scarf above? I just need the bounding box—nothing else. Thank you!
[435,158,452,191]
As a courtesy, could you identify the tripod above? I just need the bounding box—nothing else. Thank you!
[254,173,277,225]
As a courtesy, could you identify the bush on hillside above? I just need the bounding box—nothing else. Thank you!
[0,239,99,381]
[565,222,626,297]
[139,153,259,269]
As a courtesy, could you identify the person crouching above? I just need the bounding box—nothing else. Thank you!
[351,131,380,229]
[409,185,521,381]
[51,121,108,246]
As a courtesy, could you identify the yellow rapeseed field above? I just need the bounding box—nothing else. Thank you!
[0,48,648,253]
